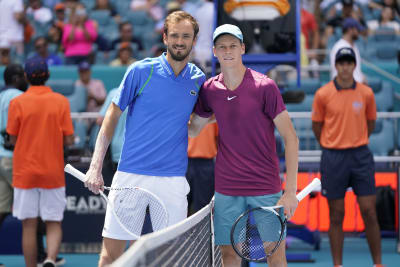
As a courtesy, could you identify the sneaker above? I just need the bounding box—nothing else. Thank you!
[0,263,5,267]
[42,260,55,267]
[37,257,65,267]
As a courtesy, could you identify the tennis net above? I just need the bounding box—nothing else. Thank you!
[111,201,222,267]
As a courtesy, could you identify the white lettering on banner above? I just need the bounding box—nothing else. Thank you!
[66,196,107,214]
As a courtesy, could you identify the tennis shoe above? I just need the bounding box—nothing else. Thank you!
[42,259,55,267]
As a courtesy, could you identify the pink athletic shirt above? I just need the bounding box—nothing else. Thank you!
[194,68,285,196]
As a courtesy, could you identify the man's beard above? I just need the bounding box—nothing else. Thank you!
[352,34,359,41]
[168,44,192,61]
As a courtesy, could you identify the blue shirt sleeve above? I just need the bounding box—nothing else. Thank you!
[112,63,140,111]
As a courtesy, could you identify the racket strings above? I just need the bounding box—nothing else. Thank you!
[232,208,284,261]
[109,188,168,235]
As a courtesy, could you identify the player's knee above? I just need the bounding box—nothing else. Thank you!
[99,251,116,267]
[329,209,345,225]
[360,207,378,223]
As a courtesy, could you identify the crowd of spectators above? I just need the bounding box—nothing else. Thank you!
[0,0,398,79]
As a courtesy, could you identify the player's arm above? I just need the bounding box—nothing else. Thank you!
[188,113,213,138]
[274,110,299,220]
[312,121,323,144]
[86,102,122,194]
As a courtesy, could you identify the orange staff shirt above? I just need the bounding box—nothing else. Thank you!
[7,86,74,189]
[311,81,377,149]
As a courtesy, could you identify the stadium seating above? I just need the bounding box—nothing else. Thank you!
[369,77,394,111]
[47,79,88,112]
[369,119,395,155]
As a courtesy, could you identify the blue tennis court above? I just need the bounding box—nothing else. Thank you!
[1,236,399,266]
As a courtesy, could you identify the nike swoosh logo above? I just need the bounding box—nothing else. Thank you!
[227,96,237,101]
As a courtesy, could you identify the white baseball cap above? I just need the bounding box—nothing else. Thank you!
[213,24,243,43]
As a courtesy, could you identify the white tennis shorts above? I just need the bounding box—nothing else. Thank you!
[13,187,66,221]
[102,171,190,240]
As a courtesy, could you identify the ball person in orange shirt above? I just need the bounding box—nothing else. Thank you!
[312,47,382,267]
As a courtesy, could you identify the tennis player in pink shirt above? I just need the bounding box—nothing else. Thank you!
[189,24,299,267]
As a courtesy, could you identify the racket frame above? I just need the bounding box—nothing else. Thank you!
[230,178,321,262]
[64,164,168,239]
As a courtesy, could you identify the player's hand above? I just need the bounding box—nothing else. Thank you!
[277,191,298,220]
[85,167,104,194]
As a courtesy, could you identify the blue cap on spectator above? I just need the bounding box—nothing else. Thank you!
[24,57,48,78]
[213,24,243,43]
[335,47,356,64]
[78,61,91,71]
[342,18,365,31]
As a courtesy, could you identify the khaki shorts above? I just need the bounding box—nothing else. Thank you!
[0,157,13,213]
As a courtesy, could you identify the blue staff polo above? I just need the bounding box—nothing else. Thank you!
[113,53,206,176]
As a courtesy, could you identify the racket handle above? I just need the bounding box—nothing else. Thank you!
[64,164,87,183]
[296,178,321,202]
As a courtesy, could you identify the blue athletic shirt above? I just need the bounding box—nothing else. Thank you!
[112,53,206,176]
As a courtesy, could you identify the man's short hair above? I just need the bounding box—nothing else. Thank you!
[4,64,24,86]
[163,11,199,39]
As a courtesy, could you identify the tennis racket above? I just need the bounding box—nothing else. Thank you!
[64,164,169,239]
[230,178,321,262]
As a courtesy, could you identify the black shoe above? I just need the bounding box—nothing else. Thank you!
[42,260,55,267]
[37,257,65,267]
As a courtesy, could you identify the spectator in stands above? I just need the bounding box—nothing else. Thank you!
[193,0,214,72]
[75,61,106,112]
[367,6,400,34]
[312,47,382,267]
[48,24,64,53]
[53,3,66,30]
[7,57,74,267]
[110,22,143,52]
[26,0,53,25]
[109,42,136,67]
[30,36,63,66]
[0,45,11,66]
[369,0,400,17]
[62,3,98,65]
[130,0,164,21]
[301,5,320,74]
[321,0,366,48]
[0,0,25,56]
[186,122,218,215]
[92,0,121,24]
[330,18,366,83]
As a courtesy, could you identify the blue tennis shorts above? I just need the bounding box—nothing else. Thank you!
[214,191,282,245]
[320,145,375,200]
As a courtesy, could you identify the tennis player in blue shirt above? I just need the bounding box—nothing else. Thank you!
[84,11,206,267]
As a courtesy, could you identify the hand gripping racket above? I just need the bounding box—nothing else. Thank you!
[230,178,321,262]
[64,164,169,239]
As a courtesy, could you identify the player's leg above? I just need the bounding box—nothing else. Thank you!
[40,187,66,264]
[267,239,287,267]
[327,198,345,266]
[358,195,381,264]
[13,188,41,267]
[220,245,241,267]
[0,157,13,227]
[192,158,215,213]
[351,145,381,265]
[99,238,126,267]
[214,192,245,267]
[320,148,349,266]
[22,217,39,267]
[248,192,285,266]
